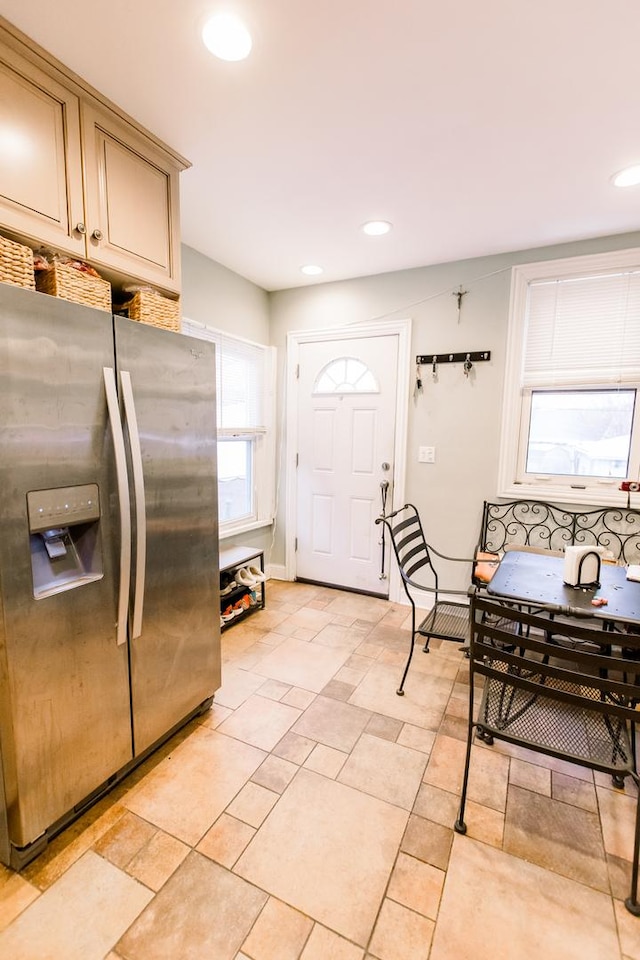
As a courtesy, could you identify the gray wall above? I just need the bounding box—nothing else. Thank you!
[181,244,270,342]
[181,243,274,558]
[181,231,640,585]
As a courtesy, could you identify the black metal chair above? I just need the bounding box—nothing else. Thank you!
[375,503,474,696]
[455,587,640,916]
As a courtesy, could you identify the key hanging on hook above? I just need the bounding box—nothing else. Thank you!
[414,363,422,395]
[432,355,438,382]
[463,353,473,377]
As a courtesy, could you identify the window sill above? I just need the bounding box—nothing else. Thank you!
[219,518,273,541]
[499,480,632,509]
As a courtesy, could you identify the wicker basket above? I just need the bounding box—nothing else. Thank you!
[123,289,181,332]
[0,235,35,290]
[35,261,111,312]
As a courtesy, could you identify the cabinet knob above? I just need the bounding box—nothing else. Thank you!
[75,222,86,235]
[91,229,104,242]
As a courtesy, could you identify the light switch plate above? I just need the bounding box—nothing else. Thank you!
[418,446,435,463]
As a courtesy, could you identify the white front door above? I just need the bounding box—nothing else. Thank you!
[295,335,398,595]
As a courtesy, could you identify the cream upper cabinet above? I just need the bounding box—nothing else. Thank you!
[0,46,86,255]
[0,24,188,294]
[81,104,181,292]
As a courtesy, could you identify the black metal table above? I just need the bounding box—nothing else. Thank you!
[486,550,640,628]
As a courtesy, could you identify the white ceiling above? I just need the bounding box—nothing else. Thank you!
[3,1,640,291]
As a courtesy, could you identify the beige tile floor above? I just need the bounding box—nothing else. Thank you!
[1,579,640,959]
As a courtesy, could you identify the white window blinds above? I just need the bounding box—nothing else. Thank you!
[181,320,272,434]
[524,269,640,386]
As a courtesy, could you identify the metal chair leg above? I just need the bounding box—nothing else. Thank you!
[397,601,417,696]
[625,774,640,915]
[455,680,476,833]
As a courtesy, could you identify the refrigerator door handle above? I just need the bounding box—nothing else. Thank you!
[120,370,146,639]
[103,366,131,646]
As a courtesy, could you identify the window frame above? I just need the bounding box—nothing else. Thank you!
[498,247,640,506]
[216,433,254,528]
[181,318,276,538]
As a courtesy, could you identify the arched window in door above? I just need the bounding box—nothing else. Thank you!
[313,356,379,394]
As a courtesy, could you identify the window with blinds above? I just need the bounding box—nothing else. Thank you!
[182,319,276,533]
[524,270,640,386]
[498,248,640,503]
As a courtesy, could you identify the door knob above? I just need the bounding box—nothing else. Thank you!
[75,222,86,235]
[91,229,104,242]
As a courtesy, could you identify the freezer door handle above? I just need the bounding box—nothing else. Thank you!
[120,370,146,639]
[103,366,131,646]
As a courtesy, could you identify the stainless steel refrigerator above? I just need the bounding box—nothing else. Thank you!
[0,281,220,868]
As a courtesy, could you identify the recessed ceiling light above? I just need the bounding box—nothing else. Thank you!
[362,220,392,236]
[202,13,252,61]
[612,164,640,188]
[300,264,323,276]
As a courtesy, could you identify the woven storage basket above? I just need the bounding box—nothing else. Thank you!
[36,261,111,312]
[124,289,181,332]
[0,235,35,289]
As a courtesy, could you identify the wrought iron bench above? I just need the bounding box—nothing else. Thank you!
[474,499,640,585]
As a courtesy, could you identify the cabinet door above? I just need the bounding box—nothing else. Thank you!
[0,44,85,254]
[81,103,181,293]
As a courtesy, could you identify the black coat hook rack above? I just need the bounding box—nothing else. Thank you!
[416,351,491,365]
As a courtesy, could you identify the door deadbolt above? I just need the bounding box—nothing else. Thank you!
[381,462,391,471]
